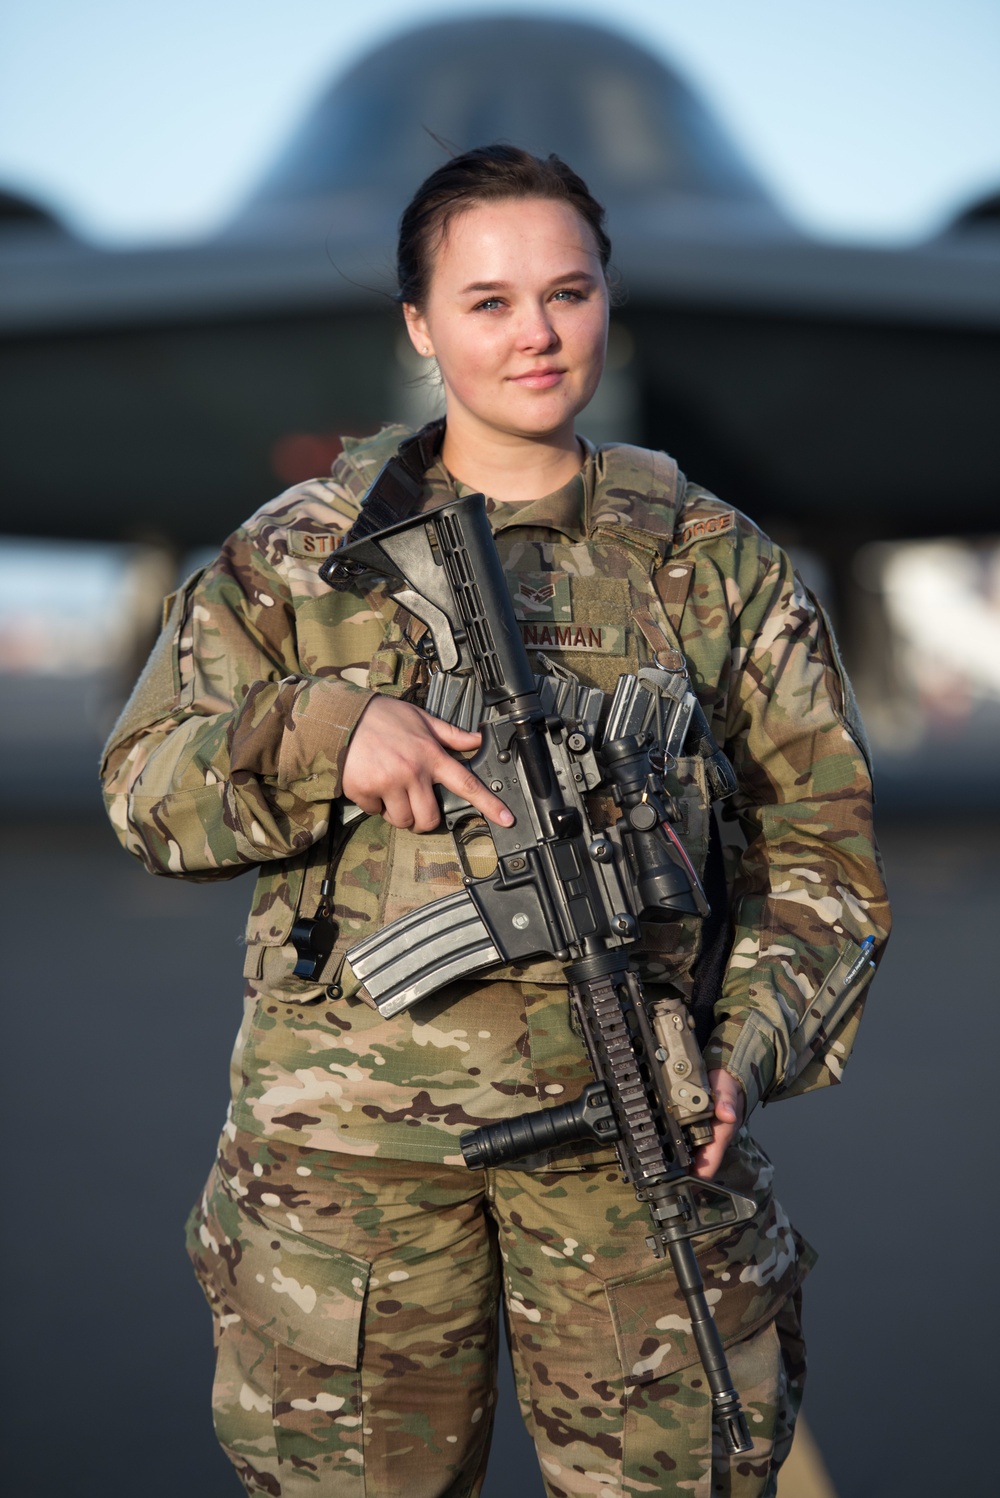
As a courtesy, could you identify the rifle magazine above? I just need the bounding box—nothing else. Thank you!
[347,888,501,1017]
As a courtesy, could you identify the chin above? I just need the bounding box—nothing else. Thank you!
[502,394,584,435]
[502,415,577,443]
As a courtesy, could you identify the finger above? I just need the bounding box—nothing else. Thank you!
[691,1123,737,1181]
[691,1141,723,1181]
[348,792,385,817]
[408,781,444,834]
[421,711,482,748]
[380,788,415,830]
[434,753,514,827]
[708,1069,745,1131]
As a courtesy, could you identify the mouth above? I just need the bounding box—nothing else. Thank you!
[508,367,565,390]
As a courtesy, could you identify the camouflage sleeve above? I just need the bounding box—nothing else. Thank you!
[700,533,891,1114]
[100,524,373,878]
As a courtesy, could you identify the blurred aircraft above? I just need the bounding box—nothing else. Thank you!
[1,13,998,579]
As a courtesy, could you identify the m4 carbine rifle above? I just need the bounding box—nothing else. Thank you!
[320,492,755,1455]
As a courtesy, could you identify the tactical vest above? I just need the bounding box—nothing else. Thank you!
[245,433,728,1009]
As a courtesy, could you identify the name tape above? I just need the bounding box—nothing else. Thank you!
[519,621,625,653]
[287,532,341,557]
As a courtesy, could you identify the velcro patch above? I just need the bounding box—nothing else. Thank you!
[509,573,571,622]
[286,531,343,558]
[519,621,625,653]
[675,510,735,550]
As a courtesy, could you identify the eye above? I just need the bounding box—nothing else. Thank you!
[472,297,506,312]
[552,287,586,303]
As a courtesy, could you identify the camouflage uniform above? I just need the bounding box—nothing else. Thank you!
[102,427,890,1497]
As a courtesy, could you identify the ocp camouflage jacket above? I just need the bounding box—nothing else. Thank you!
[102,426,890,1173]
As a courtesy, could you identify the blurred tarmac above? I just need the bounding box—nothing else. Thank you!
[2,806,996,1497]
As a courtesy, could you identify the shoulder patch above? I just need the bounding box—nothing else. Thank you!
[673,503,736,554]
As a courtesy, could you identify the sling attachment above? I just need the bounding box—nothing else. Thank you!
[289,804,368,989]
[324,418,445,587]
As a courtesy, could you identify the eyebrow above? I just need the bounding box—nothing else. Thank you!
[459,271,598,295]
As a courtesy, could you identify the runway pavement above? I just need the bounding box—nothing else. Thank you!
[2,809,995,1497]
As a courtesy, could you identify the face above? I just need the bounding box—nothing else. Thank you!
[404,197,609,448]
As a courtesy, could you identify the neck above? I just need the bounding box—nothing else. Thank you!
[440,420,583,504]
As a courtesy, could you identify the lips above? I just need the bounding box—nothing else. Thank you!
[508,368,565,389]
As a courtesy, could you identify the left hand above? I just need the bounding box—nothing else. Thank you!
[690,1069,745,1181]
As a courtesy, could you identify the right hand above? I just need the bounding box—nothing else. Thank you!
[690,1069,746,1181]
[341,695,514,833]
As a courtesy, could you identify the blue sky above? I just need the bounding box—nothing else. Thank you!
[2,0,998,247]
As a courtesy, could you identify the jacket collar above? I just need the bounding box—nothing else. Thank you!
[335,426,683,562]
[423,438,595,542]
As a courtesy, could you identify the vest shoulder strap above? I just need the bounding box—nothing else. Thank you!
[588,444,686,561]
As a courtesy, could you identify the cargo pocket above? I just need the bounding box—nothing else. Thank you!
[605,1254,788,1486]
[187,1162,369,1368]
[604,1196,799,1388]
[189,1162,372,1492]
[244,850,346,1004]
[619,1316,785,1485]
[242,855,314,990]
[190,1164,372,1491]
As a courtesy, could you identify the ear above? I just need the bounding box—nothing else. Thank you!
[402,304,434,358]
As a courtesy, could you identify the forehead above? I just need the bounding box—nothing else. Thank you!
[430,197,602,283]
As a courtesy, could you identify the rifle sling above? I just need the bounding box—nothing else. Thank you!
[689,809,730,1049]
[340,417,445,546]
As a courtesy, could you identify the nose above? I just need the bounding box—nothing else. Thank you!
[516,301,558,353]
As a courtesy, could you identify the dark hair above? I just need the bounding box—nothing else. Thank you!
[396,143,612,308]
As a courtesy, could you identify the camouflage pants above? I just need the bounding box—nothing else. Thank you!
[188,1129,805,1498]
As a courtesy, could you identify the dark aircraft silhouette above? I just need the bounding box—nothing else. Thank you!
[1,13,997,569]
